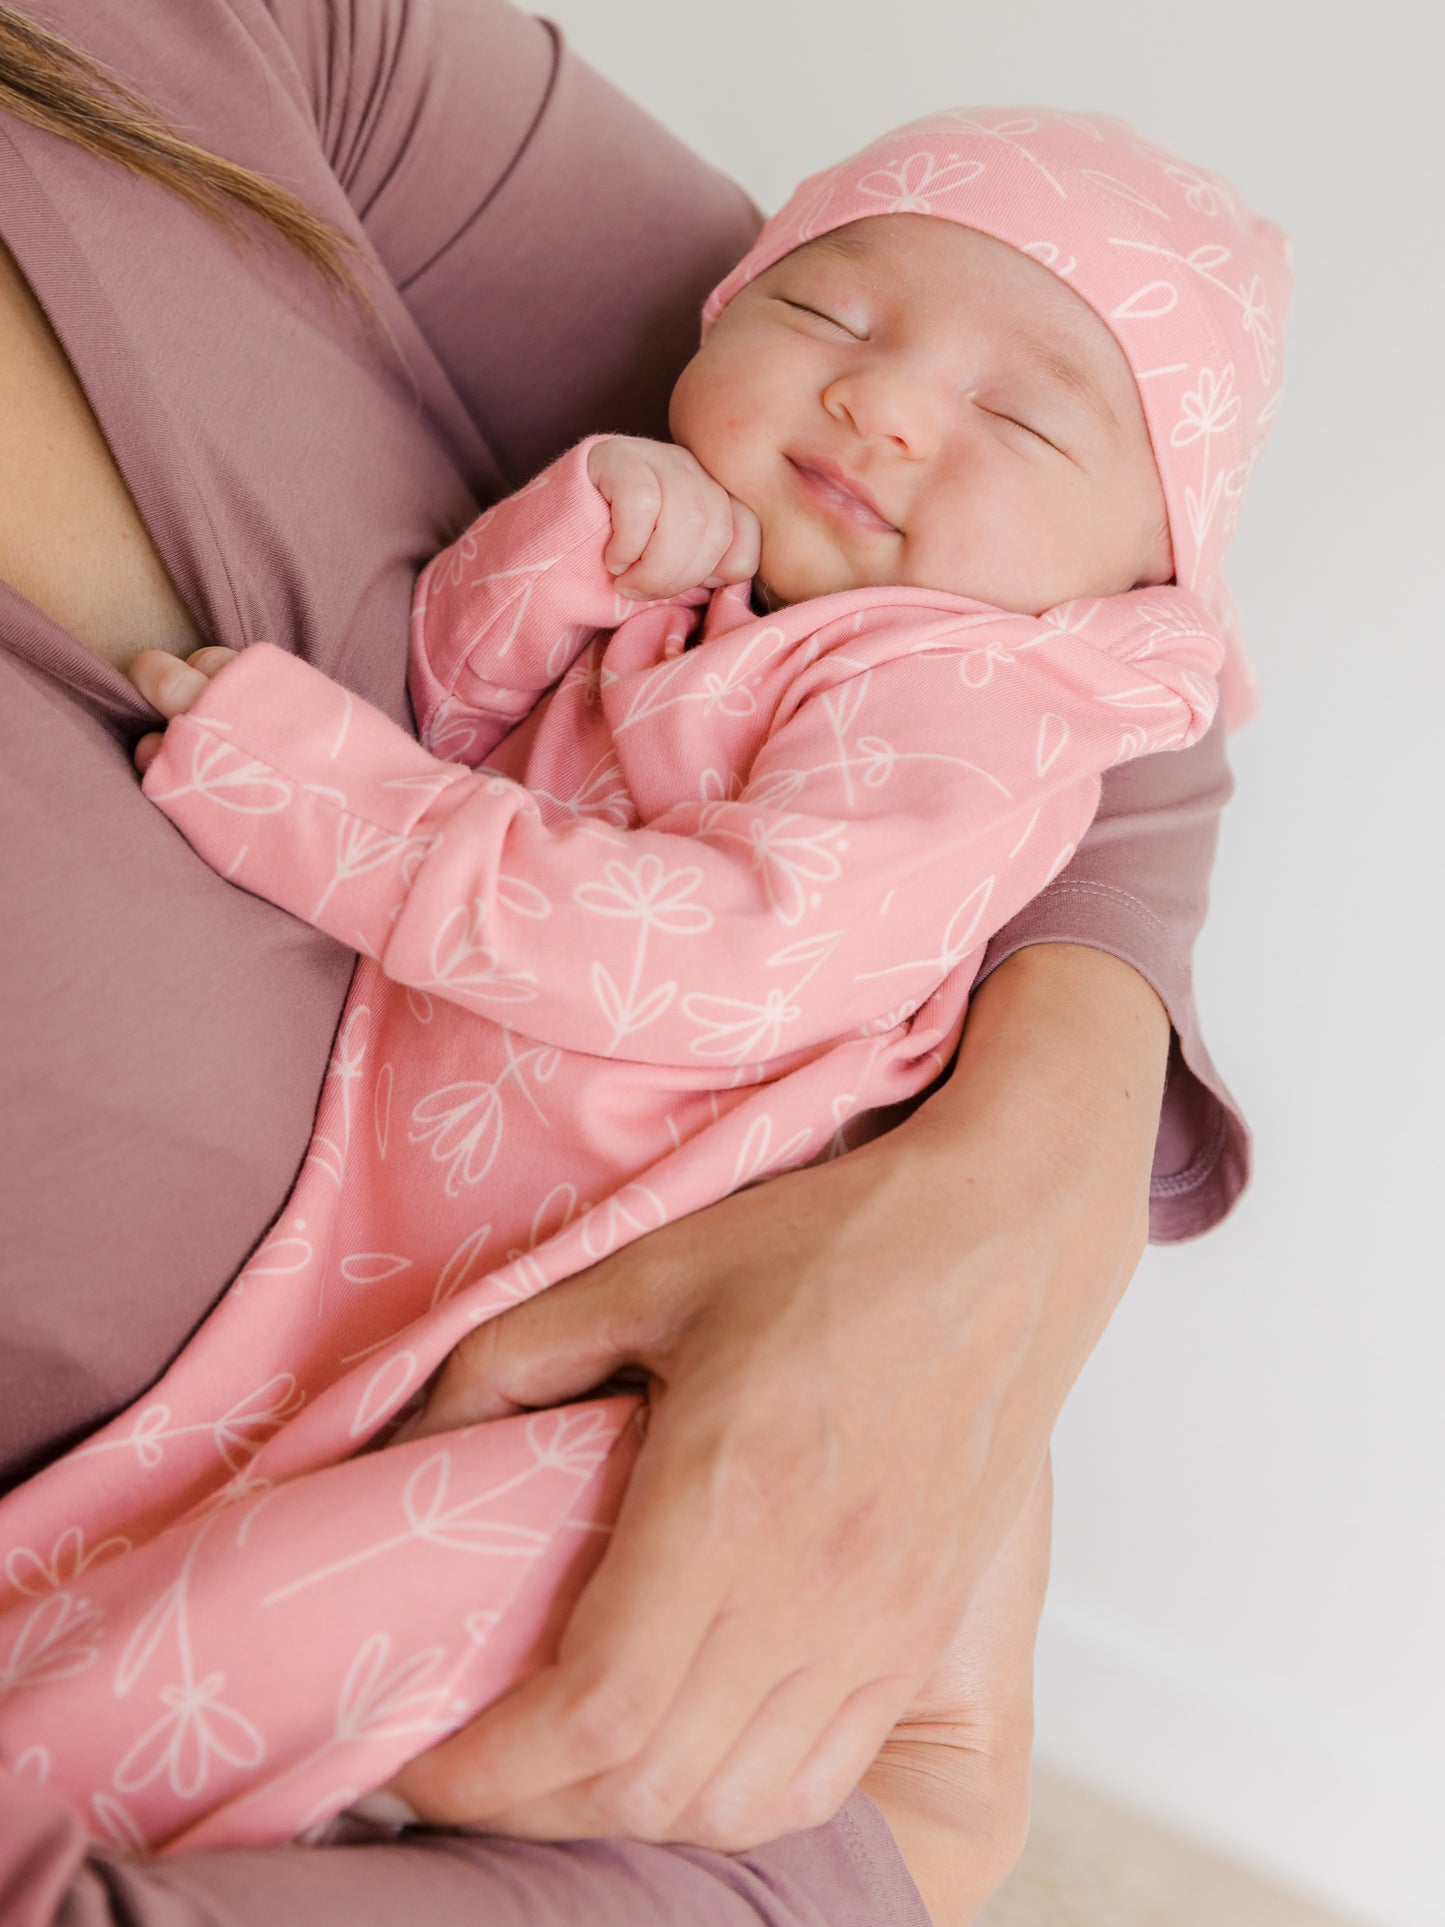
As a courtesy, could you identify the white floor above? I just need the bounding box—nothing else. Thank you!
[981,1769,1366,1927]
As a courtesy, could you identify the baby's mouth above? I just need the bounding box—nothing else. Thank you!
[785,457,898,535]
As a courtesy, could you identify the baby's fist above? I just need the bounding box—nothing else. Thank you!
[129,645,238,774]
[586,437,761,601]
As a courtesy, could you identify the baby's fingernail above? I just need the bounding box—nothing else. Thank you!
[702,577,722,589]
[620,588,647,601]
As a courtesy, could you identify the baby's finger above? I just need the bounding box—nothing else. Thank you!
[133,730,166,775]
[616,481,735,600]
[184,645,241,681]
[600,469,663,580]
[127,648,213,720]
[712,501,763,586]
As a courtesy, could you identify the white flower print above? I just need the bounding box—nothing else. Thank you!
[1238,274,1278,381]
[573,856,713,935]
[0,1592,104,1697]
[575,856,714,1051]
[1171,363,1241,447]
[334,1635,454,1744]
[409,1032,558,1198]
[5,1527,130,1600]
[144,731,293,815]
[856,148,986,215]
[525,1406,620,1479]
[114,1669,266,1800]
[683,985,800,1063]
[423,899,538,1005]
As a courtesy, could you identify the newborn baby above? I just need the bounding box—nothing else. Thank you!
[0,107,1288,1891]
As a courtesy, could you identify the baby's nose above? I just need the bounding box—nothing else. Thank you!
[822,366,942,457]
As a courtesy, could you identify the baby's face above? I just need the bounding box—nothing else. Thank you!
[669,214,1172,616]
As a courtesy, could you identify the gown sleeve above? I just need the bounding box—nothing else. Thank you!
[138,591,1222,1068]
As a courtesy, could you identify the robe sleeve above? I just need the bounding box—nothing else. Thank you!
[980,717,1247,1241]
[0,1768,927,1926]
[258,0,762,485]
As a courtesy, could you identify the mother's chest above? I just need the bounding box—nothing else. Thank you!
[0,237,205,667]
[0,110,493,719]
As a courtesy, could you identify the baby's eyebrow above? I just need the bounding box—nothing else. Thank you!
[1004,324,1120,432]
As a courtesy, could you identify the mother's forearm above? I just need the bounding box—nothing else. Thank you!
[898,940,1171,1414]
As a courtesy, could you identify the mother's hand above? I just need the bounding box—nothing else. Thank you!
[389,944,1169,1850]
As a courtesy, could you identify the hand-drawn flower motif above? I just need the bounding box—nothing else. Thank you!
[114,1670,266,1800]
[5,1527,130,1599]
[525,1405,621,1478]
[1171,363,1241,447]
[145,732,293,814]
[695,808,845,926]
[400,1452,551,1556]
[312,816,431,921]
[0,1592,104,1698]
[682,986,801,1062]
[857,149,985,214]
[1079,168,1168,216]
[334,1634,453,1743]
[425,901,538,1004]
[213,1374,306,1471]
[349,1351,420,1440]
[1160,160,1227,217]
[730,1113,815,1189]
[410,1034,553,1198]
[1238,275,1278,380]
[573,856,713,935]
[577,1184,669,1259]
[699,668,761,718]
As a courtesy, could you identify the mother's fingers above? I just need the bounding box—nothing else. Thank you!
[673,1664,913,1849]
[392,1438,740,1823]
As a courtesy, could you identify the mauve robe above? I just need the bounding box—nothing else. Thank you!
[0,0,1245,1916]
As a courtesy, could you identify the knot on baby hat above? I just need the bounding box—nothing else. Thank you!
[704,109,1292,721]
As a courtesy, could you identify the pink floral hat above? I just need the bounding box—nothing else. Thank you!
[704,109,1292,724]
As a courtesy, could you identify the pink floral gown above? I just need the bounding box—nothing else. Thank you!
[0,437,1221,1854]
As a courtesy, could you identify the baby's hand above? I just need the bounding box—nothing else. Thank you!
[586,437,761,601]
[128,645,238,774]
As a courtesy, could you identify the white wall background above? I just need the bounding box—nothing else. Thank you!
[536,3,1443,1922]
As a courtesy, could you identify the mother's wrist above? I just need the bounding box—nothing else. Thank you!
[915,944,1168,1198]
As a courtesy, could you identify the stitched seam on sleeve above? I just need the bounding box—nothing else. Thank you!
[1150,1104,1229,1198]
[1023,878,1175,945]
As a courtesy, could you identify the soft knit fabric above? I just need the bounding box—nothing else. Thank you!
[705,106,1293,727]
[0,437,1222,1851]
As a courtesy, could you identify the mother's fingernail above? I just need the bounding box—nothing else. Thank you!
[347,1791,421,1828]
